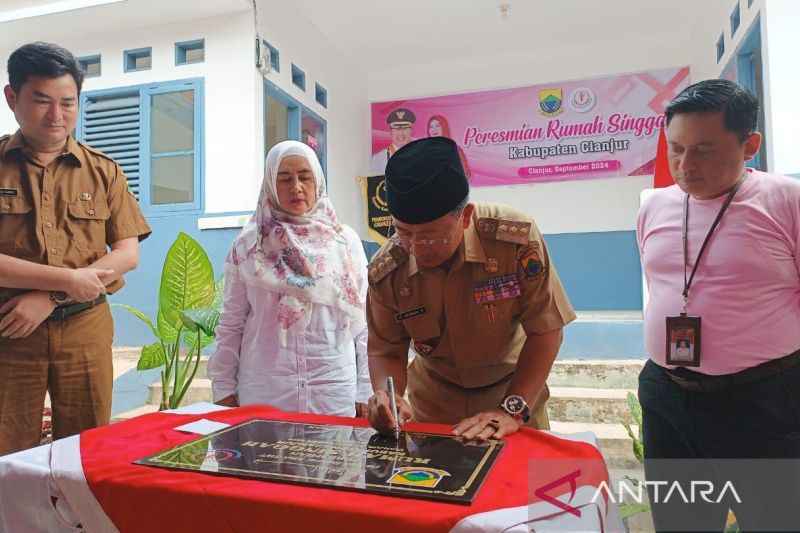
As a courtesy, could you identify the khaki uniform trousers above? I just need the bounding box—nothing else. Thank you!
[0,301,113,456]
[407,357,550,429]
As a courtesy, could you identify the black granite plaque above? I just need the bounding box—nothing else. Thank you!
[134,418,504,504]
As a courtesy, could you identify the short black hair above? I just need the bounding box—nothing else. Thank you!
[665,79,758,141]
[7,42,84,94]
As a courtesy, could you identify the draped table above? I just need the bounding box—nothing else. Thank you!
[0,403,623,532]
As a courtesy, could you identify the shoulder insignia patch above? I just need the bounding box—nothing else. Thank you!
[477,217,531,244]
[476,217,499,234]
[369,245,407,283]
[517,241,546,280]
[495,219,531,244]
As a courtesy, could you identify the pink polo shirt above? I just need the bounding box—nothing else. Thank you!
[637,169,800,375]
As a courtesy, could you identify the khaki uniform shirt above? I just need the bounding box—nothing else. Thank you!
[367,202,576,392]
[0,131,152,301]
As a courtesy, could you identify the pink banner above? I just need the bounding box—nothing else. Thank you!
[370,66,690,186]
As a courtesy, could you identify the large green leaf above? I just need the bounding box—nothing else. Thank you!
[156,232,215,343]
[184,330,215,350]
[181,307,221,337]
[627,392,642,426]
[213,276,224,309]
[137,342,166,370]
[622,422,637,442]
[112,303,160,340]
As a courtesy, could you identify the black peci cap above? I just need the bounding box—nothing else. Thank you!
[385,137,469,224]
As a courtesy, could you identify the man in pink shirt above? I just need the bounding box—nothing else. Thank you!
[638,79,800,530]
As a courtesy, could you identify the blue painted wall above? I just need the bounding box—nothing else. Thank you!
[545,230,642,311]
[111,220,643,346]
[109,215,240,346]
[561,320,646,359]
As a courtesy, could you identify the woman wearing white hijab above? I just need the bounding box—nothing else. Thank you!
[208,141,372,417]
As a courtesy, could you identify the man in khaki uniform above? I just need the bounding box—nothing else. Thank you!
[0,43,151,455]
[366,137,575,441]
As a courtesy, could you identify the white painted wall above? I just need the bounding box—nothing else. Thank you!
[685,0,800,176]
[0,10,261,216]
[368,38,691,235]
[762,0,800,175]
[689,0,764,82]
[255,0,370,234]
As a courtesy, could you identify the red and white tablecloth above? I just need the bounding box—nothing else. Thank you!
[0,403,623,532]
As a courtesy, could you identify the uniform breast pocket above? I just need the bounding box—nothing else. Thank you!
[473,298,518,346]
[0,194,33,251]
[67,200,110,252]
[403,316,441,343]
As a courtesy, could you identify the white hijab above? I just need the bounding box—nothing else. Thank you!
[225,141,364,345]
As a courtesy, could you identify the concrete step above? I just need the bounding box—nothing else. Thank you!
[148,378,214,405]
[142,357,642,390]
[549,420,642,470]
[116,349,210,379]
[547,386,637,425]
[548,359,643,389]
[110,403,160,422]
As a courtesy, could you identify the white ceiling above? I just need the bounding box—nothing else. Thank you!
[0,0,709,77]
[291,0,698,77]
[0,0,252,43]
[0,0,58,11]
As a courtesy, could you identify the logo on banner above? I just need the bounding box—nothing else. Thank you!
[538,89,563,116]
[388,467,450,488]
[363,174,395,243]
[371,179,389,212]
[568,87,596,113]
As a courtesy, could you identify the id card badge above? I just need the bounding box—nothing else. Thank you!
[665,314,701,367]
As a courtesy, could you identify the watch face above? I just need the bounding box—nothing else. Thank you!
[503,395,525,414]
[51,291,68,304]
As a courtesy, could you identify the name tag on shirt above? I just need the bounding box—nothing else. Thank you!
[473,274,521,305]
[0,188,18,197]
[395,306,427,322]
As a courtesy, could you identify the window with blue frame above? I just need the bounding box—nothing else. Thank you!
[264,79,326,175]
[175,39,204,65]
[77,55,101,77]
[123,47,151,72]
[730,3,741,36]
[78,78,204,213]
[721,15,766,170]
[315,82,327,108]
[262,40,280,72]
[291,64,305,91]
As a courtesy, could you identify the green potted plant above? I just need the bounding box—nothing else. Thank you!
[116,232,222,410]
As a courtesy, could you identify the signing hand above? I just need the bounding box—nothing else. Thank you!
[65,267,114,302]
[452,408,521,441]
[367,390,413,434]
[0,291,56,339]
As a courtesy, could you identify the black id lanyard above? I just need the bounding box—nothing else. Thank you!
[680,172,746,313]
[666,172,746,366]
